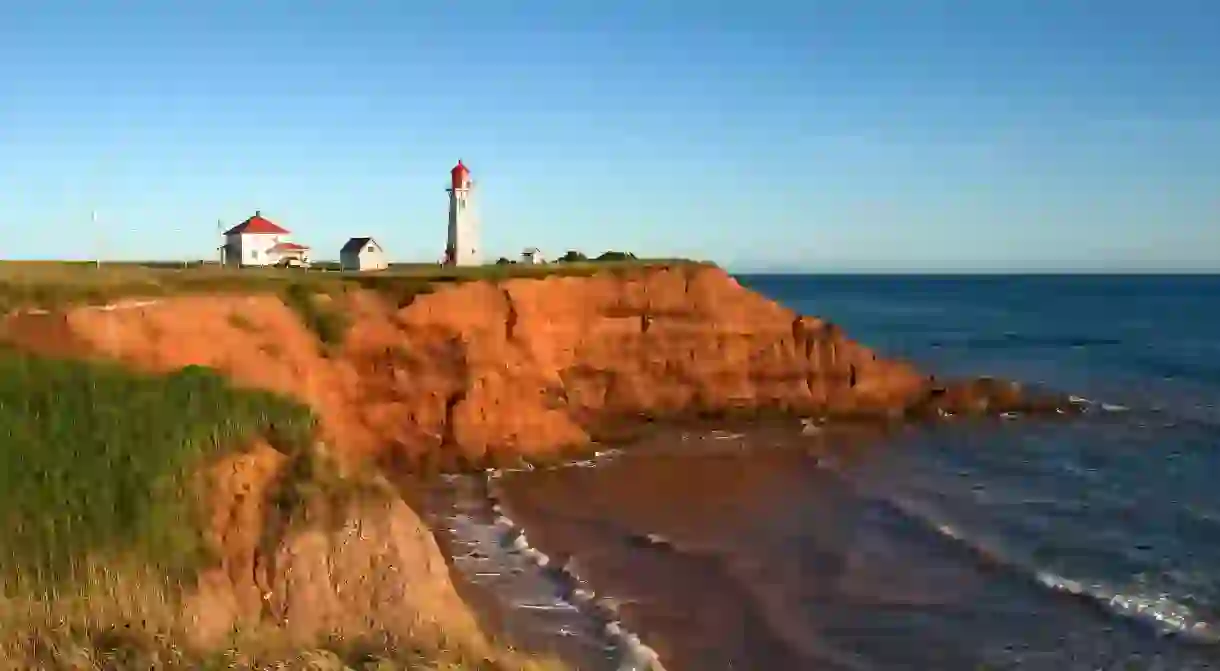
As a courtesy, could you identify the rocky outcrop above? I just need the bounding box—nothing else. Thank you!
[2,265,1075,471]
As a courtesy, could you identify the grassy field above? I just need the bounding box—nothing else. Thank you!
[0,258,706,314]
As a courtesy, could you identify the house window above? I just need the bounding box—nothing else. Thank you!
[252,250,259,259]
[367,246,375,253]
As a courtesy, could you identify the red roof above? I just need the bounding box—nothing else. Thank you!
[451,160,470,190]
[270,241,309,252]
[224,211,289,235]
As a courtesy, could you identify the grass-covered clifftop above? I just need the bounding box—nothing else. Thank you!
[0,259,707,314]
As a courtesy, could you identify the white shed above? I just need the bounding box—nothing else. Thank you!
[520,247,545,265]
[340,237,389,272]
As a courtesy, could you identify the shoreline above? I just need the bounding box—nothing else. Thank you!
[432,410,1121,671]
[415,448,666,671]
[419,475,611,670]
[483,463,669,671]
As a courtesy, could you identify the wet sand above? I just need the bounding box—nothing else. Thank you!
[470,414,1220,671]
[491,420,885,670]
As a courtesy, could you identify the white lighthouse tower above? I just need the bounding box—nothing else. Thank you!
[445,159,481,266]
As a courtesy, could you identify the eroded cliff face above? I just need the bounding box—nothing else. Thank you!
[184,443,488,655]
[3,265,1047,472]
[0,265,1073,662]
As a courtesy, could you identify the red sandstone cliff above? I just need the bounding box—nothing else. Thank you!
[0,265,1072,662]
[2,265,1065,470]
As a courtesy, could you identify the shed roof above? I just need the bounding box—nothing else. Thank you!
[341,237,378,253]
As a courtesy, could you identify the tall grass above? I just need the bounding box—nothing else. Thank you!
[0,350,315,591]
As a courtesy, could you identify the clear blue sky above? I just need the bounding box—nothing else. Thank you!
[1,0,1217,271]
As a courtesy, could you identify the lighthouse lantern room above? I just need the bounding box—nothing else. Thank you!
[445,160,481,266]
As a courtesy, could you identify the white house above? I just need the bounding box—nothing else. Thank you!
[221,211,310,267]
[340,237,389,272]
[520,247,545,264]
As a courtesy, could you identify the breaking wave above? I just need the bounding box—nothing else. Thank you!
[884,495,1220,644]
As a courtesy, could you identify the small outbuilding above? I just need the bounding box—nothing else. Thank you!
[340,237,389,272]
[520,247,545,265]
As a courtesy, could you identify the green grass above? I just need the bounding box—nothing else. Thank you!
[280,282,350,348]
[0,349,316,590]
[0,258,711,313]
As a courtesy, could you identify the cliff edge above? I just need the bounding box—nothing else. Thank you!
[4,264,1069,471]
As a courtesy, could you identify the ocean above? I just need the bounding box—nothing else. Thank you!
[428,274,1220,670]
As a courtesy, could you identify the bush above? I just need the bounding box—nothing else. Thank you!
[595,250,636,262]
[0,350,316,589]
[556,250,587,263]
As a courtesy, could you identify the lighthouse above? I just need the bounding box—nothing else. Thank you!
[445,159,481,266]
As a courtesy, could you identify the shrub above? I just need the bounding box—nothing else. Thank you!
[556,251,587,263]
[280,282,348,348]
[595,250,636,262]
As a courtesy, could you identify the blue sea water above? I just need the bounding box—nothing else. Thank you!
[491,274,1220,670]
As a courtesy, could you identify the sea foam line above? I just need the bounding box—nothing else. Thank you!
[889,495,1220,644]
[484,466,669,671]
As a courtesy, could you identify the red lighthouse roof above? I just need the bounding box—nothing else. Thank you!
[223,211,289,235]
[451,160,470,190]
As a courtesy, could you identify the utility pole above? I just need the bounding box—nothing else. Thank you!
[92,210,101,268]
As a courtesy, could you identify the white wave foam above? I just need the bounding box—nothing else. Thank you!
[514,601,580,612]
[897,496,1220,644]
[1035,571,1220,643]
[483,470,670,670]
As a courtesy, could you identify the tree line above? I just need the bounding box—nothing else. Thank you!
[495,250,637,265]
